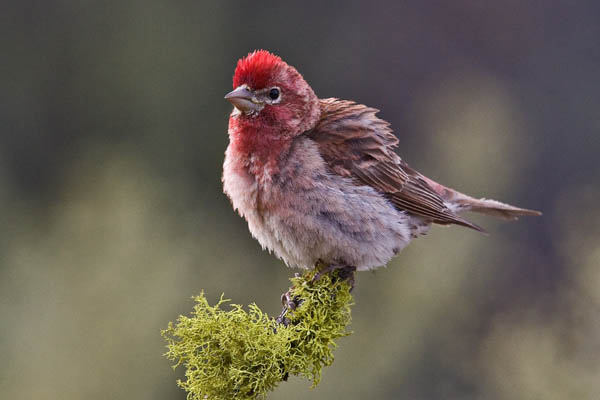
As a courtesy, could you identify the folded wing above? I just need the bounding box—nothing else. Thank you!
[307,98,485,232]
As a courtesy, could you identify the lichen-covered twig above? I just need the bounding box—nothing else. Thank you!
[162,265,354,400]
[276,265,356,327]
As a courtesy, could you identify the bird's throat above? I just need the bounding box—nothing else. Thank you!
[228,117,293,181]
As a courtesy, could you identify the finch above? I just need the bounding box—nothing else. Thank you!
[223,50,540,271]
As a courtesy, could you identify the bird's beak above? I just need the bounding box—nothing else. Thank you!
[225,86,261,113]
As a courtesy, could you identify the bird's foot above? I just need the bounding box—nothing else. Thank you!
[313,263,356,291]
[336,265,357,291]
[277,265,355,327]
[276,288,301,327]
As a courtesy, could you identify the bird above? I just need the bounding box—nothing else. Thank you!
[223,50,541,272]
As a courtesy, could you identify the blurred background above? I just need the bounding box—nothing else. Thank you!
[1,1,598,399]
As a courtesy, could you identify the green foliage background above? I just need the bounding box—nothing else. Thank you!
[1,1,599,399]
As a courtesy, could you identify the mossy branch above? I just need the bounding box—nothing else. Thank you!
[161,266,354,400]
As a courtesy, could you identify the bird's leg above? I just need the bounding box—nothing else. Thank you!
[313,263,357,291]
[312,260,339,281]
[336,265,357,291]
[276,263,356,327]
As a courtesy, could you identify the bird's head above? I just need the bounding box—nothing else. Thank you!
[225,50,320,137]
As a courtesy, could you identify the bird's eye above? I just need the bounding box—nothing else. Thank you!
[269,88,280,100]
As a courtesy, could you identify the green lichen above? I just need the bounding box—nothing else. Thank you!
[161,267,353,400]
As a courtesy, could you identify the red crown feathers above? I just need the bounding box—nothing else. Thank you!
[233,50,285,89]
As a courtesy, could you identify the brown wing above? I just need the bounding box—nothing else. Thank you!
[307,98,484,232]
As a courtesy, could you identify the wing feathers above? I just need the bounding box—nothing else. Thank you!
[308,98,483,231]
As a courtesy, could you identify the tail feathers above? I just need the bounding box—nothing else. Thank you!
[418,175,541,229]
[458,197,542,220]
[448,195,540,234]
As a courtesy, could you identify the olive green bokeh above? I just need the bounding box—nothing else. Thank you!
[2,1,599,399]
